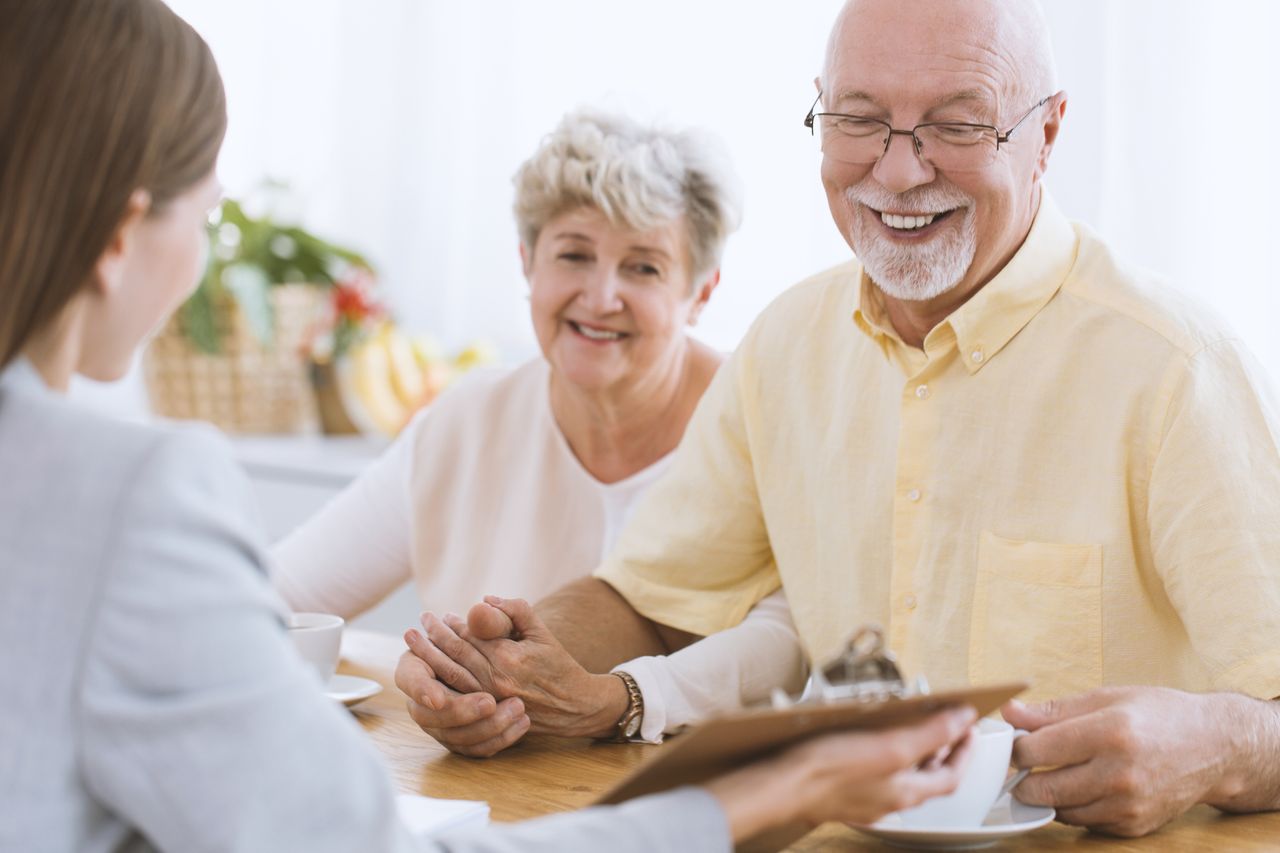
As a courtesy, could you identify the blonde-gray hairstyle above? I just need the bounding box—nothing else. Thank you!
[513,109,743,283]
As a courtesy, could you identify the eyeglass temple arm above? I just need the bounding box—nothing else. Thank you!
[996,95,1053,144]
[804,92,823,132]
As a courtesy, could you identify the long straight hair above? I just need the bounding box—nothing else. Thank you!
[0,0,227,369]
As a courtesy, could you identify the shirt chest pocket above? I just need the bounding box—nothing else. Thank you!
[968,531,1103,702]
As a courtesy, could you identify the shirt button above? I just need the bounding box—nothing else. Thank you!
[914,384,930,399]
[971,348,984,363]
[906,488,921,502]
[903,593,918,610]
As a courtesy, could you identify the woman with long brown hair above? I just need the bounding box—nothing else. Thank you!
[0,1,975,850]
[0,0,412,849]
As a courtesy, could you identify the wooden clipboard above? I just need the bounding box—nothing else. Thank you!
[596,681,1026,805]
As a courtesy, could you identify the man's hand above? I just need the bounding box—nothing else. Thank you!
[416,596,630,739]
[1003,686,1250,836]
[393,634,530,757]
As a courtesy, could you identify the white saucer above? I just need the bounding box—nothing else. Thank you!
[326,674,382,708]
[852,795,1055,850]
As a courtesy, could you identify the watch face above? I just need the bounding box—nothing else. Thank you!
[624,716,642,738]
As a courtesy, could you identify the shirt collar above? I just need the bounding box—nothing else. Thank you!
[0,357,50,396]
[852,189,1079,375]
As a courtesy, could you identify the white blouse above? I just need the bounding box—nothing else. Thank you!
[271,357,806,740]
[272,359,672,620]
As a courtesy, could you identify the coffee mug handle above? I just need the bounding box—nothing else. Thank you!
[999,728,1031,799]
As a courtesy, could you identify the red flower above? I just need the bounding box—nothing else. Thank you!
[332,270,383,322]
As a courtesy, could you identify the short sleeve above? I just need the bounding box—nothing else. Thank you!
[596,340,780,636]
[1147,339,1280,699]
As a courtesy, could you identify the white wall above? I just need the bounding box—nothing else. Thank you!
[79,1,1280,410]
[1039,1,1280,362]
[162,1,851,364]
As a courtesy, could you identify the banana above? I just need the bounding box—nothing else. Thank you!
[452,339,498,371]
[410,334,446,370]
[336,332,409,436]
[334,327,498,436]
[421,360,453,403]
[411,334,454,406]
[382,325,427,409]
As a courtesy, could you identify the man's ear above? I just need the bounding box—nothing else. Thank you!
[1034,92,1068,179]
[90,188,151,296]
[686,268,722,326]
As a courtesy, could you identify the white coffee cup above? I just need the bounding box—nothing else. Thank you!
[892,717,1029,828]
[287,612,344,683]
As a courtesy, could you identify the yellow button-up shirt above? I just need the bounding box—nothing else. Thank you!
[598,193,1280,702]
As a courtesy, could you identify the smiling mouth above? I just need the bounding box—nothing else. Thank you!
[568,320,627,342]
[870,206,959,233]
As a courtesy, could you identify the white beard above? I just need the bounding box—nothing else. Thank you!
[843,178,977,302]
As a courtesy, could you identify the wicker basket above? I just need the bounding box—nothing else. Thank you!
[144,283,323,433]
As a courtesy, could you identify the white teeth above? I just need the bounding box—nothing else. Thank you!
[573,323,623,341]
[880,211,939,230]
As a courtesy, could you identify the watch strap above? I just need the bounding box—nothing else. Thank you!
[607,670,644,742]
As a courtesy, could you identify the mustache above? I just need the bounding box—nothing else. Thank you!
[844,180,973,214]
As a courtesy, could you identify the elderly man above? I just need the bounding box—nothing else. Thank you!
[397,0,1280,837]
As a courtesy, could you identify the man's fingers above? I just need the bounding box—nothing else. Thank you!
[468,600,515,641]
[1053,798,1148,837]
[484,595,542,639]
[1002,688,1125,731]
[1011,709,1119,770]
[407,624,483,696]
[1013,760,1109,809]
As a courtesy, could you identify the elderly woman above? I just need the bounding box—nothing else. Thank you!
[273,111,814,754]
[273,110,741,618]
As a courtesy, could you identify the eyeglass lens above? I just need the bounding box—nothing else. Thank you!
[816,116,1000,171]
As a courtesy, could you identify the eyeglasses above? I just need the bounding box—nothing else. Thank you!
[804,93,1053,172]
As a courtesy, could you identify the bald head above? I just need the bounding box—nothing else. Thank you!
[822,0,1056,117]
[813,0,1068,315]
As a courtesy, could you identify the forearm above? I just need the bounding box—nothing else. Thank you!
[535,577,669,672]
[270,453,413,620]
[1207,694,1280,813]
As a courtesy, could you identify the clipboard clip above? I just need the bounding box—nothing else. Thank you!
[772,625,929,709]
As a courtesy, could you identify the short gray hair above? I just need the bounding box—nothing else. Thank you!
[513,109,743,281]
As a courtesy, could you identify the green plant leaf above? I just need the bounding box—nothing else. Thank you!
[221,263,274,347]
[176,191,376,350]
[181,280,222,354]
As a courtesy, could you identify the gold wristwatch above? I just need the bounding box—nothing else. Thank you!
[608,670,644,742]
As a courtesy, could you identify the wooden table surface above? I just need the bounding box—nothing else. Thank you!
[340,629,1280,851]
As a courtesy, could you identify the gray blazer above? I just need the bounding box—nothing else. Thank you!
[0,360,727,853]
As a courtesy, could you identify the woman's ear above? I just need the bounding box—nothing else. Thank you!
[89,188,151,296]
[686,268,721,326]
[519,243,534,280]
